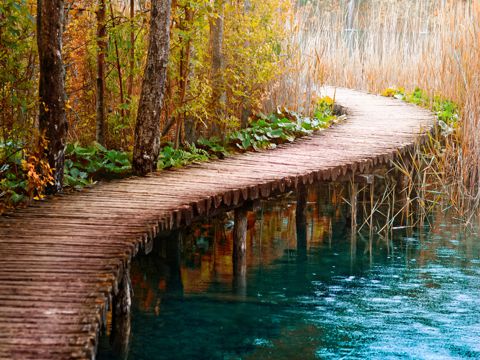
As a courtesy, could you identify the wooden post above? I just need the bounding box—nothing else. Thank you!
[395,170,409,224]
[111,265,132,359]
[350,230,357,269]
[233,206,247,295]
[369,178,375,235]
[368,178,375,263]
[165,229,184,294]
[296,183,308,262]
[350,180,358,232]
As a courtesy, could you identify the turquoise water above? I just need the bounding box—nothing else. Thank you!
[98,191,480,360]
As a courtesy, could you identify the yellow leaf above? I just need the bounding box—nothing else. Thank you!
[322,96,334,105]
[381,88,397,97]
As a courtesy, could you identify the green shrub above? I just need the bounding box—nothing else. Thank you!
[228,98,337,151]
[64,142,131,189]
[158,143,210,169]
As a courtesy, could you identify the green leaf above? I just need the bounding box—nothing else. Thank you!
[10,191,25,204]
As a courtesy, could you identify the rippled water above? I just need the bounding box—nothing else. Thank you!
[98,188,480,360]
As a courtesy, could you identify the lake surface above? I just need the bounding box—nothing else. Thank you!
[98,186,480,360]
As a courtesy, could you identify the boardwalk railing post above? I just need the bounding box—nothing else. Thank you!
[111,264,132,359]
[233,206,248,295]
[296,183,308,262]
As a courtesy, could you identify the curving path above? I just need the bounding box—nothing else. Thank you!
[0,88,435,359]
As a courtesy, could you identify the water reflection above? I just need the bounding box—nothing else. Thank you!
[99,184,480,360]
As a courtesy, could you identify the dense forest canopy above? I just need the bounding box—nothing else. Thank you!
[1,0,290,148]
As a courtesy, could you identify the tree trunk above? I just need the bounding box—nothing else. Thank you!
[208,0,226,138]
[175,5,193,147]
[184,116,196,144]
[127,0,135,101]
[240,0,251,129]
[132,0,172,174]
[96,0,107,145]
[37,0,67,192]
[109,2,126,121]
[183,7,197,144]
[346,0,356,30]
[346,0,356,51]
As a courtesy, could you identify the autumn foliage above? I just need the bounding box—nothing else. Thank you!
[0,0,293,209]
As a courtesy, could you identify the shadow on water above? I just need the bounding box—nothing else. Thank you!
[98,184,480,360]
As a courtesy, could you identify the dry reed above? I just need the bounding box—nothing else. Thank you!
[273,0,480,220]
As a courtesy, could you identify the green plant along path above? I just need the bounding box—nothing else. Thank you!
[64,143,131,189]
[382,87,459,134]
[1,97,338,210]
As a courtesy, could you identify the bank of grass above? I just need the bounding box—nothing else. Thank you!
[0,96,338,212]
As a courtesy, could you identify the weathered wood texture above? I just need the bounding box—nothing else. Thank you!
[0,88,434,359]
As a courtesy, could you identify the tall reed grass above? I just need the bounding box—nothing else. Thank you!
[274,0,480,219]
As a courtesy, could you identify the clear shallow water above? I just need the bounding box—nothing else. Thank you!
[98,190,480,360]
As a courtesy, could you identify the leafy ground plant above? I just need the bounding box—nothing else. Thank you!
[0,137,53,211]
[227,96,340,151]
[158,144,211,169]
[64,142,131,189]
[381,87,459,132]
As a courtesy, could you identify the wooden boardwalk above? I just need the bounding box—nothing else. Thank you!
[0,88,435,359]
